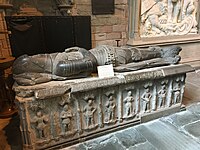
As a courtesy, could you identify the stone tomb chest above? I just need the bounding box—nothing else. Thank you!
[14,64,193,149]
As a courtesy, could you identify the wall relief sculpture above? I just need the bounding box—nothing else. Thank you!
[141,0,198,37]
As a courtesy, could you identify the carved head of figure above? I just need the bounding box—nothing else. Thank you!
[158,1,167,15]
[88,99,93,106]
[146,88,150,93]
[127,91,132,96]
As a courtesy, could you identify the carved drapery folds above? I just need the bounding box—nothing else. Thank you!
[141,0,198,37]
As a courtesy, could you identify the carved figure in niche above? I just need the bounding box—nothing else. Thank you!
[83,98,96,128]
[172,82,181,104]
[124,91,135,118]
[13,45,182,85]
[60,104,73,134]
[105,94,116,123]
[141,87,152,113]
[31,111,49,139]
[175,0,197,35]
[182,0,196,19]
[168,0,182,23]
[141,0,169,36]
[158,85,167,108]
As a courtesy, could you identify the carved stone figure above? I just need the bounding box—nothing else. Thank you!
[168,0,181,23]
[182,0,195,19]
[105,94,116,123]
[83,98,96,128]
[158,85,167,108]
[31,111,49,139]
[141,0,168,36]
[141,88,152,113]
[13,45,182,85]
[123,91,135,118]
[60,104,73,134]
[172,82,181,104]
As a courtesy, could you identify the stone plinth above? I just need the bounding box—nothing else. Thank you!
[14,64,193,149]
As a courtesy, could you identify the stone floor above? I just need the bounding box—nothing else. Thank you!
[66,103,200,150]
[0,70,200,150]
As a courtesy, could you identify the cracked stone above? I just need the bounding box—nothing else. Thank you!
[161,111,200,128]
[187,103,200,116]
[184,120,200,140]
[115,128,146,148]
[75,136,124,150]
[129,142,157,150]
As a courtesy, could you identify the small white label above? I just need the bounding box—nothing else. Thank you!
[97,64,114,78]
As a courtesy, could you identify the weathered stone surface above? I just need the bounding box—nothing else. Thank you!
[14,65,192,149]
[187,103,200,116]
[129,142,157,150]
[184,71,200,101]
[141,104,181,123]
[161,111,200,128]
[136,120,200,150]
[184,121,200,141]
[115,128,146,148]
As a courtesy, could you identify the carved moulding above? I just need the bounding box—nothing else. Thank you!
[128,0,200,46]
[14,64,193,149]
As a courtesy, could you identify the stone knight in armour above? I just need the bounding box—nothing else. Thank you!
[12,45,182,85]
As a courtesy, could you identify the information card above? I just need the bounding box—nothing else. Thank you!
[97,64,114,78]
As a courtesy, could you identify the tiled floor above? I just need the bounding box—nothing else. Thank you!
[0,70,199,150]
[67,103,200,150]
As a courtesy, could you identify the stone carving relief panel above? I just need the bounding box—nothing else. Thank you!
[141,0,198,37]
[73,90,100,133]
[17,74,186,149]
[122,85,139,120]
[27,92,79,148]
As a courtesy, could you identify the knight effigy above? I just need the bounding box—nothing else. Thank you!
[13,45,182,85]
